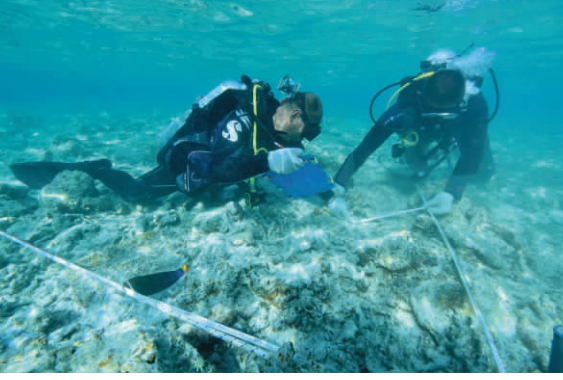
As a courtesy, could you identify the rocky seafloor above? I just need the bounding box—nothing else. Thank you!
[0,106,561,372]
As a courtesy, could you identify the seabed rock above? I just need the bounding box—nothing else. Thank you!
[41,171,113,214]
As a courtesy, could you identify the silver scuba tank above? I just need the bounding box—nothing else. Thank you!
[157,80,248,148]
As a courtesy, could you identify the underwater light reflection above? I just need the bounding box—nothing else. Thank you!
[40,190,68,202]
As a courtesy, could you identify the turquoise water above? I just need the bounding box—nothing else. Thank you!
[1,0,562,373]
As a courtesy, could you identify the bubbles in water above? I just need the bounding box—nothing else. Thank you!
[449,47,495,77]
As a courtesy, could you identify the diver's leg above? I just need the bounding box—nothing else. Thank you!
[91,141,209,201]
[91,140,207,201]
[10,158,178,202]
[9,159,112,189]
[133,166,179,199]
[90,165,178,202]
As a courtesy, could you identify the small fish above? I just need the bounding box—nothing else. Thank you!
[412,2,445,13]
[124,264,189,296]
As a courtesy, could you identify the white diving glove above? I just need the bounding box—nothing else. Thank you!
[268,148,305,174]
[424,192,454,216]
[328,184,349,218]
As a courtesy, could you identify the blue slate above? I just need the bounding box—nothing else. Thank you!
[265,155,335,198]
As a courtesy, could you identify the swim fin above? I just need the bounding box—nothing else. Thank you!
[9,159,112,189]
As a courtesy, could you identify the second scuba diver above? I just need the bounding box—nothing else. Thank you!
[10,75,324,206]
[329,47,498,216]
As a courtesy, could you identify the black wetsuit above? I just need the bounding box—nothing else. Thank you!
[86,103,294,202]
[14,90,297,203]
[334,85,494,200]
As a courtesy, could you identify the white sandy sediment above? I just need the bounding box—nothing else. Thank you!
[0,110,561,372]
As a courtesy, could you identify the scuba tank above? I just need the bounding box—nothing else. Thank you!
[157,80,248,152]
[156,76,279,167]
[157,108,193,148]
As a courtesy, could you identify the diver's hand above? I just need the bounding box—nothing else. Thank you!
[328,184,349,218]
[268,148,305,174]
[424,192,454,215]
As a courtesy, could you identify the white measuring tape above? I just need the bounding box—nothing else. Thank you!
[358,207,426,223]
[351,185,507,371]
[3,188,507,372]
[0,231,279,360]
[413,187,506,373]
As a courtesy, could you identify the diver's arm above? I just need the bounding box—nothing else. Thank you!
[187,111,271,182]
[445,94,489,200]
[188,151,269,182]
[333,123,391,187]
[334,104,415,186]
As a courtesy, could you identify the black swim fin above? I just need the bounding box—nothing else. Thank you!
[9,159,112,189]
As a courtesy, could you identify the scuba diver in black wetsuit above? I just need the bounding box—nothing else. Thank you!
[328,47,499,216]
[10,76,324,206]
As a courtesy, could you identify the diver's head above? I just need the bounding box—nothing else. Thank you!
[423,69,466,109]
[273,92,323,142]
[420,47,494,100]
[419,49,465,108]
